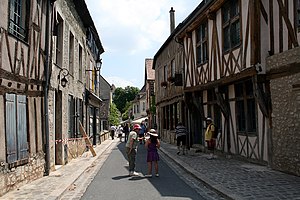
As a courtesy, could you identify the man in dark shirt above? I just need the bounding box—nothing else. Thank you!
[175,122,188,155]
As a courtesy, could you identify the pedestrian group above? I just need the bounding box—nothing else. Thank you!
[111,117,217,178]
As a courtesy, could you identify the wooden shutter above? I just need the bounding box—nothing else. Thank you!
[5,94,17,163]
[17,95,28,160]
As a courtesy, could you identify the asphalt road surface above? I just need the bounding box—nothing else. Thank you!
[80,141,221,200]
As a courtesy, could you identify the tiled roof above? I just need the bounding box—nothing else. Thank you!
[145,58,154,81]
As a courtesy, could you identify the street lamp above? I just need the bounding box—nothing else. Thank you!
[96,58,102,71]
[58,68,69,88]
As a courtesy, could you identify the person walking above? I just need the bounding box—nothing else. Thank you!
[123,123,130,143]
[144,129,160,178]
[110,125,116,140]
[139,121,147,144]
[175,122,188,155]
[126,124,141,176]
[117,125,123,142]
[205,117,216,160]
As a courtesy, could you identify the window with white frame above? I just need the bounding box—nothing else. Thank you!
[196,21,208,64]
[8,0,28,41]
[222,0,240,51]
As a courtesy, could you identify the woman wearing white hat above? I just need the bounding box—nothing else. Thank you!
[144,129,160,177]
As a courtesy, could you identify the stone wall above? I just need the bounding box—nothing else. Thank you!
[270,73,300,176]
[0,152,45,197]
[267,47,300,176]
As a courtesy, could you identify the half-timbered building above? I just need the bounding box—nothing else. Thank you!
[153,7,185,144]
[157,0,300,175]
[0,0,55,195]
[177,0,271,164]
[144,58,156,129]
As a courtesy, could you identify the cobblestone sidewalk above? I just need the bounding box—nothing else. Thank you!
[159,142,300,200]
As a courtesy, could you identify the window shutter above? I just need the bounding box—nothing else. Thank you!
[5,94,17,163]
[17,95,28,160]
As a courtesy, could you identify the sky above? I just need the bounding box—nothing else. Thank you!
[85,0,201,89]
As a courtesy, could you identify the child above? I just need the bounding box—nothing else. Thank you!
[144,129,160,177]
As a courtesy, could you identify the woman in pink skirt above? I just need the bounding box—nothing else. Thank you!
[144,129,160,178]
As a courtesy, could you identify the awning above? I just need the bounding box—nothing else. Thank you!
[85,89,102,107]
[131,116,148,124]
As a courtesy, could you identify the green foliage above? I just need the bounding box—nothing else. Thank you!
[109,103,120,125]
[113,86,139,114]
[150,96,156,114]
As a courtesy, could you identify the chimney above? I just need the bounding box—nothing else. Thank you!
[169,7,175,34]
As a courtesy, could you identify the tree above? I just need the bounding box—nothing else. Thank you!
[109,103,120,125]
[113,86,139,114]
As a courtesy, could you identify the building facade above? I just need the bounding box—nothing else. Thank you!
[131,85,147,123]
[0,0,106,196]
[144,58,156,129]
[153,7,185,144]
[0,0,54,195]
[48,0,104,168]
[99,75,112,132]
[155,0,300,176]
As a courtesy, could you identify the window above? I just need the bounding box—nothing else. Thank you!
[143,102,145,111]
[69,32,74,75]
[68,95,75,138]
[222,0,240,51]
[5,94,28,165]
[164,65,168,81]
[86,27,100,61]
[196,21,208,64]
[8,0,29,41]
[79,45,83,81]
[235,80,257,133]
[89,60,93,91]
[55,14,63,67]
[171,59,175,77]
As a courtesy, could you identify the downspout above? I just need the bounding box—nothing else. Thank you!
[44,0,51,176]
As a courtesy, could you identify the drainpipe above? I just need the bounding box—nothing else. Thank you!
[44,0,51,176]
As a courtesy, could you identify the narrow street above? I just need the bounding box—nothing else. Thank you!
[79,140,223,200]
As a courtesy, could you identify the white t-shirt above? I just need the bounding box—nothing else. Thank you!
[125,131,138,149]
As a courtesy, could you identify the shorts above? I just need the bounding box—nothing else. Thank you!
[177,135,186,146]
[206,139,216,150]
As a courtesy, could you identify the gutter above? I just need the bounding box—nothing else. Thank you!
[43,0,51,176]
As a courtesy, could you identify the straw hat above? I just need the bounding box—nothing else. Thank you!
[149,129,158,137]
